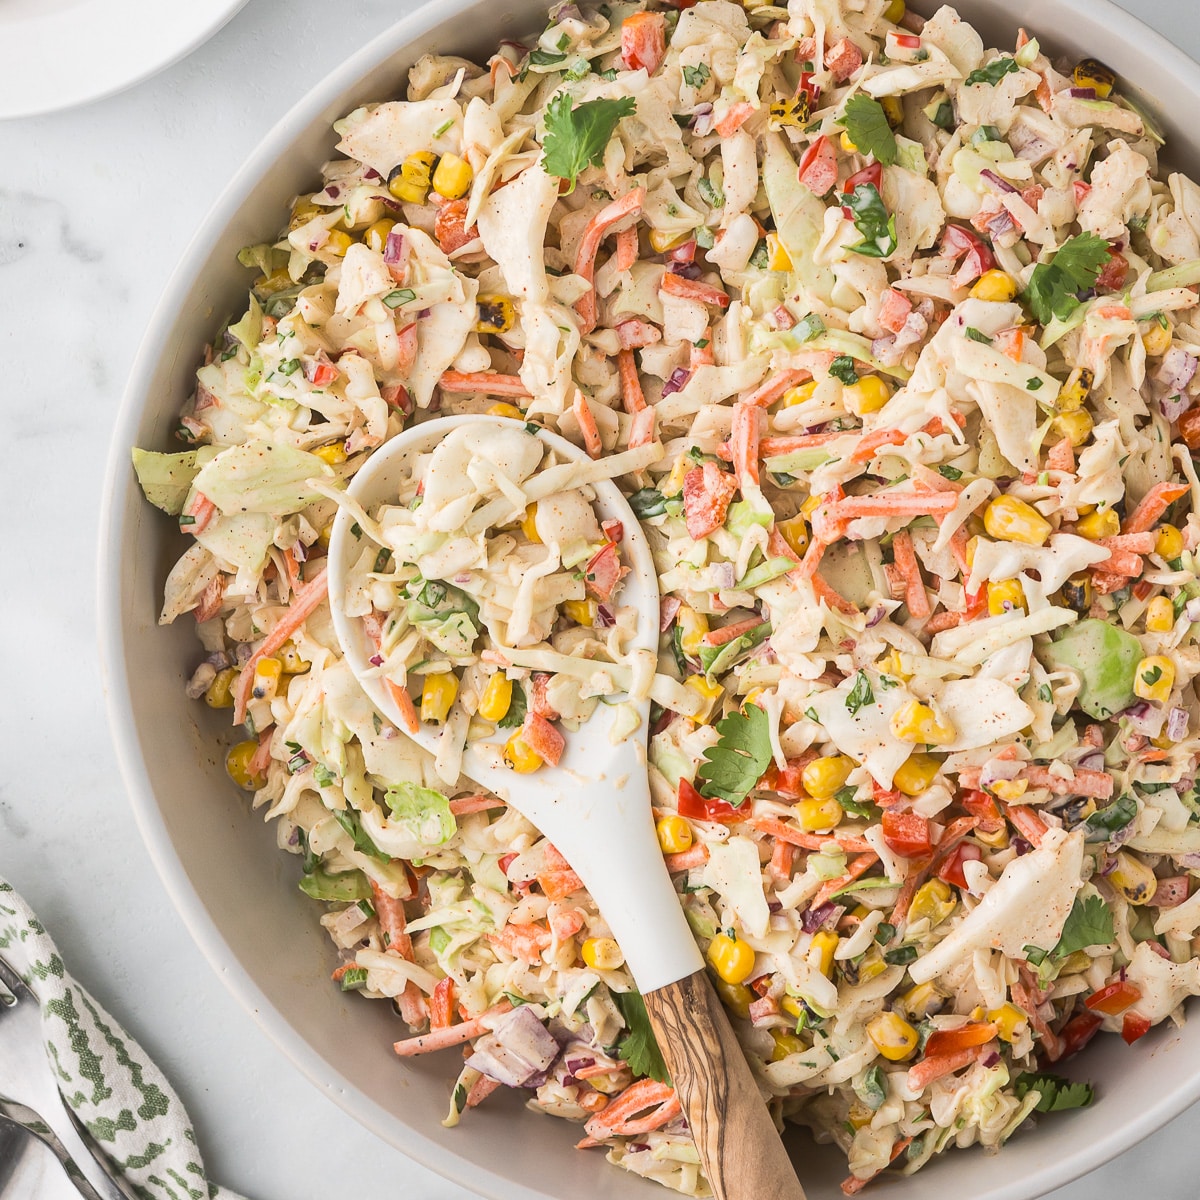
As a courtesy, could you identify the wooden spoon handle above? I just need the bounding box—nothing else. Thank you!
[643,969,806,1200]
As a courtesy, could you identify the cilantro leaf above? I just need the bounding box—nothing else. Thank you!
[1024,233,1113,327]
[829,355,860,386]
[682,63,710,89]
[937,464,963,481]
[1014,1072,1095,1113]
[497,681,528,729]
[844,183,898,259]
[965,56,1020,86]
[1081,794,1138,842]
[697,704,773,808]
[838,94,897,166]
[542,92,636,193]
[845,670,875,715]
[1053,894,1114,958]
[613,990,671,1083]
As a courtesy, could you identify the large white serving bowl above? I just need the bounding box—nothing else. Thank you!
[99,2,1200,1196]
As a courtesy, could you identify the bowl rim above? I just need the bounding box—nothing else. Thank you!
[97,0,1200,1196]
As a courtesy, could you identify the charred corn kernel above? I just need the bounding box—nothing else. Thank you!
[312,441,348,466]
[1056,367,1094,412]
[768,95,811,130]
[649,227,690,253]
[686,674,725,722]
[1076,507,1119,540]
[520,503,541,544]
[883,0,906,21]
[783,380,820,407]
[1073,58,1115,99]
[1134,655,1174,703]
[987,1003,1027,1042]
[1142,319,1173,358]
[890,699,956,745]
[256,267,294,295]
[867,1012,919,1061]
[771,1030,808,1061]
[778,515,810,557]
[431,153,473,200]
[987,578,1026,617]
[800,493,823,519]
[677,605,710,657]
[564,599,597,626]
[707,932,756,985]
[970,269,1018,303]
[324,229,354,257]
[476,294,516,335]
[847,1100,876,1129]
[984,496,1052,546]
[278,643,310,674]
[582,937,624,970]
[252,656,283,702]
[844,375,891,415]
[809,930,839,978]
[504,732,543,773]
[909,878,955,926]
[388,151,436,204]
[204,667,237,709]
[363,218,396,254]
[1156,523,1185,560]
[226,739,264,790]
[420,673,459,723]
[1146,596,1175,633]
[794,796,844,832]
[802,755,855,799]
[1061,574,1092,613]
[990,777,1029,802]
[715,978,754,1018]
[840,130,859,153]
[289,198,322,229]
[766,232,793,272]
[900,982,944,1020]
[881,95,905,128]
[893,753,940,796]
[656,814,693,856]
[487,402,525,420]
[1108,851,1158,905]
[478,673,513,722]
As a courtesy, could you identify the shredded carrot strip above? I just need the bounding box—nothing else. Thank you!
[741,369,811,409]
[713,100,755,138]
[392,1000,513,1056]
[906,1043,996,1091]
[581,1079,681,1142]
[850,429,908,464]
[753,816,872,853]
[439,371,531,396]
[1005,804,1048,847]
[573,391,603,459]
[659,271,730,308]
[616,350,647,414]
[574,188,645,334]
[890,530,931,619]
[841,1138,913,1195]
[1123,482,1188,534]
[828,492,959,520]
[628,405,656,448]
[372,881,427,1027]
[730,402,761,491]
[812,572,858,615]
[813,852,880,907]
[448,795,506,815]
[1046,436,1075,473]
[466,1073,502,1107]
[615,225,639,271]
[664,844,709,872]
[385,679,419,734]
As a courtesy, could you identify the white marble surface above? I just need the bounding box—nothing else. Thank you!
[2,0,1200,1196]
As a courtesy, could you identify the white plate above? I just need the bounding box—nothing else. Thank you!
[0,0,249,120]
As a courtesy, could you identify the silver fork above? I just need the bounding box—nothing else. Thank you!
[0,959,125,1200]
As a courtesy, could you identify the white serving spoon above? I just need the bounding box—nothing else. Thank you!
[327,415,804,1200]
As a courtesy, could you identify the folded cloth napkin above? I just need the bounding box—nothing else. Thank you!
[0,876,248,1200]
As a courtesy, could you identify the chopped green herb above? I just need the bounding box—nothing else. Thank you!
[433,118,454,137]
[884,944,918,966]
[844,183,898,258]
[383,288,417,309]
[845,670,875,715]
[1037,684,1053,703]
[1014,1072,1095,1112]
[937,464,963,481]
[542,92,637,193]
[497,682,528,729]
[830,355,860,386]
[965,326,992,344]
[277,357,301,375]
[965,56,1020,86]
[805,706,820,722]
[837,94,898,166]
[874,921,896,945]
[697,176,724,209]
[529,48,567,66]
[1028,377,1044,390]
[613,990,670,1083]
[682,63,711,89]
[628,487,668,519]
[794,313,825,343]
[339,966,369,991]
[1053,894,1114,958]
[1024,233,1112,326]
[1081,794,1137,842]
[697,704,774,808]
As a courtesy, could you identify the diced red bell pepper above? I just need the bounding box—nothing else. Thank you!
[878,287,913,334]
[583,541,626,602]
[1151,876,1190,908]
[761,760,807,799]
[430,976,456,1028]
[677,777,743,824]
[893,33,922,49]
[824,37,863,83]
[882,811,933,858]
[522,712,565,766]
[620,12,666,74]
[844,163,883,194]
[1058,1011,1103,1060]
[434,199,479,254]
[938,843,983,890]
[1096,252,1129,293]
[961,789,1005,831]
[1084,980,1142,1016]
[682,461,739,540]
[923,1021,998,1058]
[798,135,838,196]
[1122,1011,1152,1044]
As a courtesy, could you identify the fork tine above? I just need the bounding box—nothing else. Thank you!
[0,960,19,1009]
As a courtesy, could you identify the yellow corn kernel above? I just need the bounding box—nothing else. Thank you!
[677,605,710,658]
[278,643,310,674]
[1073,58,1115,99]
[987,1003,1028,1043]
[1141,318,1173,358]
[1056,367,1094,412]
[686,674,725,723]
[1108,851,1158,905]
[809,930,839,978]
[204,667,238,709]
[1155,523,1184,561]
[847,1100,876,1129]
[777,515,810,558]
[742,687,767,709]
[899,982,943,1020]
[800,493,823,519]
[662,454,692,498]
[964,535,980,570]
[990,777,1029,802]
[857,952,889,983]
[890,699,956,745]
[909,878,955,926]
[881,95,905,129]
[716,978,755,1019]
[987,578,1026,617]
[707,931,756,984]
[312,441,348,466]
[984,496,1052,546]
[431,152,473,200]
[840,130,858,154]
[503,732,543,773]
[420,672,459,724]
[564,599,597,626]
[487,402,525,419]
[581,937,625,970]
[289,198,322,230]
[476,295,516,335]
[801,754,855,799]
[975,822,1010,849]
[252,656,283,703]
[324,229,354,257]
[656,814,693,856]
[883,0,906,21]
[766,232,793,272]
[783,381,819,408]
[226,739,264,790]
[1134,655,1174,703]
[866,1012,919,1062]
[893,753,940,796]
[1146,596,1175,633]
[1076,507,1120,540]
[388,151,436,204]
[478,673,513,722]
[970,269,1018,303]
[1052,409,1094,448]
[520,503,541,544]
[780,994,805,1020]
[770,1030,808,1061]
[363,218,396,254]
[648,227,689,253]
[844,375,891,415]
[794,796,845,832]
[880,647,911,681]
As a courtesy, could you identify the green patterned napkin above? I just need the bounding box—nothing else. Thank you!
[0,876,248,1200]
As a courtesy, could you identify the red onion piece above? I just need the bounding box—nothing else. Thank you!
[980,168,1019,194]
[660,595,682,632]
[1069,86,1098,99]
[661,367,691,396]
[1168,706,1190,742]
